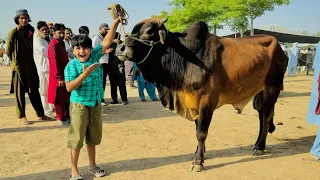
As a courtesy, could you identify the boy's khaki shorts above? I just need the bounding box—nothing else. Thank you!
[67,103,102,149]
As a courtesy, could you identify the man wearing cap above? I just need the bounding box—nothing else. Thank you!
[47,22,54,41]
[92,23,112,105]
[6,9,52,125]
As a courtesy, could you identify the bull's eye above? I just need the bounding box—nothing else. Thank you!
[146,29,153,35]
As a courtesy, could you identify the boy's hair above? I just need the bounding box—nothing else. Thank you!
[79,26,89,34]
[14,14,32,25]
[65,27,72,32]
[71,35,92,48]
[37,21,48,30]
[53,23,66,32]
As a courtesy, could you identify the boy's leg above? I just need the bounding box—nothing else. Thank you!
[145,82,158,100]
[137,80,146,100]
[70,149,81,177]
[68,103,89,177]
[86,104,103,169]
[87,144,96,168]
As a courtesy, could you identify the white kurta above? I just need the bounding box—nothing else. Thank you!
[92,34,109,64]
[33,34,53,115]
[64,39,74,61]
[0,43,9,65]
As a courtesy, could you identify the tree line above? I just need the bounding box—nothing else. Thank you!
[152,0,291,36]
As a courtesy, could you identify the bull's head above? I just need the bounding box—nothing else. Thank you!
[116,17,169,63]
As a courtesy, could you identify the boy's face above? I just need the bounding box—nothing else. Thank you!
[73,46,92,62]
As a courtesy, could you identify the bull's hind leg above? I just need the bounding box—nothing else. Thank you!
[253,86,280,155]
[191,105,214,172]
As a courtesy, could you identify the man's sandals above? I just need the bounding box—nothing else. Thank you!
[20,117,33,125]
[20,116,54,125]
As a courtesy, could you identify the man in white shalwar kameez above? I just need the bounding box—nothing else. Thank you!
[64,28,74,61]
[0,41,10,66]
[33,21,53,116]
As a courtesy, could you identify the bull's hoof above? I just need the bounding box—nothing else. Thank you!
[190,164,203,172]
[235,109,242,114]
[252,148,264,156]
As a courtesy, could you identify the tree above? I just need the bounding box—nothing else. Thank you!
[238,0,290,35]
[151,0,230,34]
[227,17,249,37]
[152,0,290,36]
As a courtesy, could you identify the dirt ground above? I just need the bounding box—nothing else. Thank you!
[0,65,319,180]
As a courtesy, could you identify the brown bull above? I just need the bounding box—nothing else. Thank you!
[116,17,288,172]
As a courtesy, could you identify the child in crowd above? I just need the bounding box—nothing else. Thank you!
[64,18,120,180]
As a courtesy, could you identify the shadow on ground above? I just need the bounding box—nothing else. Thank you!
[1,135,315,180]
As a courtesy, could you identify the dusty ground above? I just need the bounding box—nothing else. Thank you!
[0,65,319,180]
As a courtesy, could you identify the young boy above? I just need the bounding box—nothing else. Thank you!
[64,18,120,180]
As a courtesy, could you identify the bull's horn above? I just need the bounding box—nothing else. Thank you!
[159,17,168,26]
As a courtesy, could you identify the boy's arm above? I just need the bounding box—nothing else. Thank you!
[65,63,100,92]
[101,18,121,54]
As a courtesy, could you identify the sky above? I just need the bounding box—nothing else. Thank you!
[0,0,319,39]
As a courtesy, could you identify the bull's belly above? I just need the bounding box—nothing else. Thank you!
[216,84,264,109]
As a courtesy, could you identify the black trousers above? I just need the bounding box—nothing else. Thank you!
[13,72,44,119]
[101,63,108,94]
[109,70,128,102]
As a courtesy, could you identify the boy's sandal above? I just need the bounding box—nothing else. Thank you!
[89,166,106,177]
[20,117,33,125]
[69,174,83,180]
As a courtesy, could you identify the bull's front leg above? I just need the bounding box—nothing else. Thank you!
[191,105,214,172]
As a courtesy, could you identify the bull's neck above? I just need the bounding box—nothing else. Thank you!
[137,32,210,90]
[137,42,186,90]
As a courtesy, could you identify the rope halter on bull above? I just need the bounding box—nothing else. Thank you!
[126,18,168,64]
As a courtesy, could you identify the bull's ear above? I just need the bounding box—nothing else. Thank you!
[158,17,168,27]
[159,30,167,44]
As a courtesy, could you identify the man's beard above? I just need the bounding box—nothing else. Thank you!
[100,32,107,37]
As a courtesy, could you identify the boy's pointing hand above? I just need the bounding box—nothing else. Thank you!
[83,63,100,76]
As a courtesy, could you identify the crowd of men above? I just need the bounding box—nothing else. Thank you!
[3,9,159,126]
[1,8,162,179]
